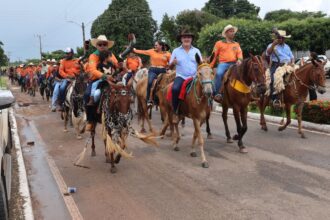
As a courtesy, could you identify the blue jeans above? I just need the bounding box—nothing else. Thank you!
[172,77,185,113]
[91,79,102,97]
[52,81,61,108]
[147,67,166,102]
[84,82,93,104]
[125,72,133,85]
[59,79,69,103]
[214,62,235,95]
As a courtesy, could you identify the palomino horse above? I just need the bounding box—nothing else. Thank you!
[221,55,266,153]
[136,70,175,133]
[258,54,326,138]
[160,54,214,168]
[62,74,87,139]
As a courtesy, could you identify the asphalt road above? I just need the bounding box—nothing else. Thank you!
[10,82,330,220]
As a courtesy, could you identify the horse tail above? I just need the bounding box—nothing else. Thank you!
[137,96,144,122]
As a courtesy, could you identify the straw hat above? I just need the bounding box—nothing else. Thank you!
[222,24,238,37]
[275,30,291,38]
[91,35,114,48]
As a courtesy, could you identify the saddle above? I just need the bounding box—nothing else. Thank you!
[166,77,194,103]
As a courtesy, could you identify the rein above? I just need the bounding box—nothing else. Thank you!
[193,64,214,105]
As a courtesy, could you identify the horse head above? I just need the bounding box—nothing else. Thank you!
[246,54,266,96]
[195,53,214,98]
[310,52,326,94]
[109,82,132,115]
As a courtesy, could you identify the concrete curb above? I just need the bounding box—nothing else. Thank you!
[214,106,330,134]
[9,108,34,220]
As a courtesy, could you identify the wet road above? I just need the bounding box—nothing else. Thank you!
[11,83,330,220]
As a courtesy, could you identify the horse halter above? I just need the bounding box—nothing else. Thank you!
[197,63,214,86]
[248,57,265,85]
[294,63,325,90]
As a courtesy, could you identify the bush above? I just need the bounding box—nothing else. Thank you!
[296,101,330,124]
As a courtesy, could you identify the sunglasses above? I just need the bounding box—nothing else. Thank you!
[97,43,108,47]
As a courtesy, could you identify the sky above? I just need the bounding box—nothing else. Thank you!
[1,0,329,62]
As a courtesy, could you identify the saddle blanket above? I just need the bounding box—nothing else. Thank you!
[166,77,193,102]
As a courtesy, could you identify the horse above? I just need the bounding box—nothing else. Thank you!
[159,54,214,168]
[221,55,266,153]
[27,75,38,96]
[258,54,326,138]
[84,80,158,173]
[62,74,87,139]
[39,76,54,101]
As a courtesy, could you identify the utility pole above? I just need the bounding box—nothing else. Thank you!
[35,34,43,60]
[82,22,86,54]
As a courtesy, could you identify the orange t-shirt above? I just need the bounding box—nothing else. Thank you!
[25,67,34,78]
[134,49,170,67]
[87,52,119,80]
[46,66,54,79]
[210,40,243,68]
[21,68,27,77]
[126,56,142,72]
[59,59,81,78]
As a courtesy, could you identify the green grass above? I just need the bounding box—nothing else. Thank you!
[249,103,297,119]
[0,76,8,89]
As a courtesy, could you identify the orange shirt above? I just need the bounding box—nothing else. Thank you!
[210,40,243,68]
[21,68,28,77]
[25,67,34,78]
[126,56,142,72]
[87,51,119,80]
[134,49,170,67]
[46,66,54,79]
[59,58,81,78]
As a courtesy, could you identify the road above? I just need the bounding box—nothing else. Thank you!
[10,81,330,220]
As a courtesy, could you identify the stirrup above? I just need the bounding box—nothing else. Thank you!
[147,100,153,107]
[272,99,281,108]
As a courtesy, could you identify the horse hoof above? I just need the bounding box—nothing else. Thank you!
[239,147,248,154]
[207,134,213,139]
[76,135,82,140]
[173,146,180,151]
[278,127,284,132]
[190,152,197,157]
[91,151,96,157]
[110,167,117,173]
[233,135,239,140]
[202,162,209,168]
[63,129,68,133]
[301,134,306,139]
[115,155,121,164]
[140,128,147,133]
[261,126,268,132]
[227,138,233,143]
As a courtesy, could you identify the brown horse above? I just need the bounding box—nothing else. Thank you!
[258,55,326,138]
[160,54,214,168]
[221,55,266,153]
[136,71,176,133]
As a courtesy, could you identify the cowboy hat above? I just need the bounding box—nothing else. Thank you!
[273,30,291,38]
[28,62,34,66]
[64,47,74,53]
[51,59,56,62]
[177,29,195,42]
[91,35,115,48]
[222,24,238,37]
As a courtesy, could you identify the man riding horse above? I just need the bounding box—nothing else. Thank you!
[84,35,118,131]
[210,24,243,103]
[265,29,294,107]
[57,48,81,111]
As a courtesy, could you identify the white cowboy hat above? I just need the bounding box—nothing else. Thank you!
[51,59,56,62]
[64,47,74,53]
[91,35,114,48]
[276,30,291,38]
[28,62,34,66]
[222,24,238,37]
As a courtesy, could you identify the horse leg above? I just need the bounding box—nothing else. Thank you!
[238,107,248,153]
[180,117,185,137]
[259,96,269,131]
[160,116,170,138]
[91,129,96,156]
[296,103,306,138]
[278,103,292,132]
[190,130,198,157]
[63,109,68,132]
[169,113,180,151]
[232,107,242,142]
[222,105,233,143]
[193,119,208,168]
[206,114,213,139]
[110,152,117,173]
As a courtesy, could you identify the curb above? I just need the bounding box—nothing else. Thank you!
[9,108,34,220]
[214,106,330,134]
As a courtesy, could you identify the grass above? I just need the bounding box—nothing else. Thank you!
[0,75,8,89]
[248,102,297,119]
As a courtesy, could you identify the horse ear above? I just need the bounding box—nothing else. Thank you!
[208,52,215,64]
[195,53,202,65]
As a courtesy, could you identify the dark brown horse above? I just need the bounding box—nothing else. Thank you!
[221,55,266,153]
[258,55,326,138]
[159,54,214,168]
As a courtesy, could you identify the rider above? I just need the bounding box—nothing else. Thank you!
[123,52,142,85]
[265,29,294,107]
[133,41,171,107]
[25,63,35,90]
[210,24,243,103]
[169,29,202,123]
[48,59,62,112]
[85,35,118,130]
[57,48,81,111]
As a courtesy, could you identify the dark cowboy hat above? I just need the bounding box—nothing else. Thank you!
[177,29,195,42]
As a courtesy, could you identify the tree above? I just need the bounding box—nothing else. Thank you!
[159,13,178,47]
[41,50,66,61]
[90,0,156,57]
[176,10,219,42]
[0,41,8,66]
[202,0,260,19]
[264,10,326,22]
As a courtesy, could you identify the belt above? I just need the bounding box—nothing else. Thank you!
[150,66,166,69]
[272,62,286,67]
